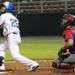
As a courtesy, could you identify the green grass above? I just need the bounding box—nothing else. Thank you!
[4,36,64,60]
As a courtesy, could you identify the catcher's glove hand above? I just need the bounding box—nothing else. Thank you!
[58,47,70,59]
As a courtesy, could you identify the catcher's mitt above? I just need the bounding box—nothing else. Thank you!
[58,47,70,60]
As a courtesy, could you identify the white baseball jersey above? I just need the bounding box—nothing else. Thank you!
[0,13,20,36]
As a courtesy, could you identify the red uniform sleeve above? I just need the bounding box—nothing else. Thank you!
[63,29,73,40]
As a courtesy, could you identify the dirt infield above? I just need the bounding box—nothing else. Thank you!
[0,60,75,75]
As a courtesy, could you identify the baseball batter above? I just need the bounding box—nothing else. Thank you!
[0,1,39,71]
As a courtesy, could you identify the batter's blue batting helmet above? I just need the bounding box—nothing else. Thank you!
[3,2,14,13]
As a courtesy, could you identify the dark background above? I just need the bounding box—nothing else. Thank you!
[17,13,64,36]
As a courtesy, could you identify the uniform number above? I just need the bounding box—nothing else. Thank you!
[10,19,18,27]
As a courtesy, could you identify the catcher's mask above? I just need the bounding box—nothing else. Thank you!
[60,14,75,30]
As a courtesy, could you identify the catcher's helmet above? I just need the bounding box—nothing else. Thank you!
[3,1,14,13]
[61,14,75,30]
[62,14,75,21]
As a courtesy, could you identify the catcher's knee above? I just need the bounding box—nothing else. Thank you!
[0,56,4,66]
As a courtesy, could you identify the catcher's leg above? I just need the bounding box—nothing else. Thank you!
[63,54,75,63]
[52,57,71,69]
[52,54,75,69]
[63,54,75,68]
[52,59,74,73]
[52,58,61,68]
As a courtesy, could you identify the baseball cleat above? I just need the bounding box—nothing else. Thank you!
[27,65,39,71]
[0,64,5,71]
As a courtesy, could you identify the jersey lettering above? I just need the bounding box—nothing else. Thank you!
[10,19,18,27]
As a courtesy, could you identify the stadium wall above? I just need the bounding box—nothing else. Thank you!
[17,13,64,36]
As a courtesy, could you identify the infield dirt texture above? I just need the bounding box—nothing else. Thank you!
[1,60,75,75]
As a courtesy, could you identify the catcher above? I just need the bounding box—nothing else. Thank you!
[52,14,75,69]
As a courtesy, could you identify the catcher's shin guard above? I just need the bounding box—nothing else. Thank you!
[0,56,4,66]
[52,61,71,69]
[52,59,72,69]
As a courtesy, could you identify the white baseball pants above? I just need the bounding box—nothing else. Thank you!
[0,32,38,66]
